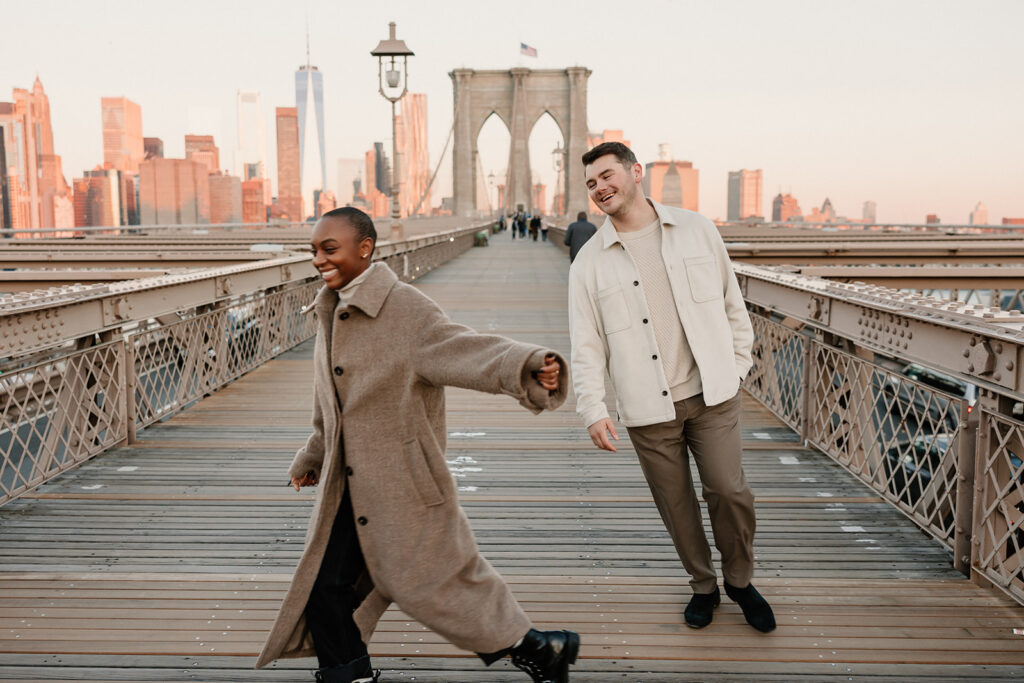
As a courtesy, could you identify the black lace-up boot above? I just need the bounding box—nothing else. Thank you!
[313,655,380,683]
[508,628,580,682]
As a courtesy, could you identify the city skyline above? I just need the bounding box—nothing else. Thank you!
[3,0,1022,223]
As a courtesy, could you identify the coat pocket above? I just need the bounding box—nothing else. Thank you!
[684,255,721,303]
[597,285,632,334]
[402,438,445,507]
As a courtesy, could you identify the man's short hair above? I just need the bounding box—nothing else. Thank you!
[322,206,377,256]
[576,211,587,221]
[581,141,637,169]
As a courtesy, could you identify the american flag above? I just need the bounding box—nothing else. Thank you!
[520,42,538,58]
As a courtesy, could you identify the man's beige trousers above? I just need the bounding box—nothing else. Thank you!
[626,392,756,594]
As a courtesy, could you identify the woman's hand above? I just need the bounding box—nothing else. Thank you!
[291,470,319,491]
[535,353,561,391]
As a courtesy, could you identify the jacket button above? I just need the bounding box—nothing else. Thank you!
[652,354,658,360]
[633,280,639,286]
[333,366,344,376]
[642,318,649,324]
[662,390,668,396]
[345,466,353,476]
[357,516,368,525]
[339,311,350,320]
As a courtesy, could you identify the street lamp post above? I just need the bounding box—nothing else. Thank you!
[370,22,414,241]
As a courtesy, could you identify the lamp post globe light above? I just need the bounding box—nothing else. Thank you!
[370,21,414,240]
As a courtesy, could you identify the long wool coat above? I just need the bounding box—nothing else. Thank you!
[256,263,568,668]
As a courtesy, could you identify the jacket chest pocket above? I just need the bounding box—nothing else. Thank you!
[403,438,445,507]
[597,285,632,334]
[684,255,722,303]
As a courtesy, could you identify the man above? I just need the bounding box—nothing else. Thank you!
[567,142,775,633]
[562,211,597,263]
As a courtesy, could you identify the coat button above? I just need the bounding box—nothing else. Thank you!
[357,516,368,525]
[345,466,353,476]
[652,354,658,360]
[661,390,668,396]
[334,366,344,376]
[642,318,649,324]
[339,311,350,320]
[633,280,639,286]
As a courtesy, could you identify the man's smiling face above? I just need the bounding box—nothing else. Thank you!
[585,154,641,217]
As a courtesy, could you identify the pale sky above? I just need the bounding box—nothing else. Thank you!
[2,0,1021,224]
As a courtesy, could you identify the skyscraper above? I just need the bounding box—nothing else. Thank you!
[1,78,73,230]
[241,178,267,224]
[863,200,877,223]
[396,93,430,216]
[139,158,210,225]
[727,169,763,221]
[970,201,988,226]
[336,158,363,207]
[209,172,242,224]
[0,122,9,230]
[235,91,268,185]
[275,107,302,221]
[101,97,144,173]
[185,135,220,173]
[644,145,699,212]
[296,39,326,218]
[144,137,164,160]
[772,193,801,222]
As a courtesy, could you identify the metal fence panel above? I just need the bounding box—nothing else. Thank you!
[744,315,806,432]
[805,341,966,549]
[975,410,1024,602]
[0,341,126,504]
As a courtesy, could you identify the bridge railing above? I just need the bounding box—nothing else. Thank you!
[549,223,1024,602]
[0,223,488,506]
[736,264,1024,605]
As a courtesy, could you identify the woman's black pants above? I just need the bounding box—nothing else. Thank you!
[305,489,369,668]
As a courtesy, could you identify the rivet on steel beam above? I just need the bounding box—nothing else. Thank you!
[963,349,970,358]
[995,374,1002,382]
[968,363,975,372]
[969,337,976,346]
[1006,361,1015,371]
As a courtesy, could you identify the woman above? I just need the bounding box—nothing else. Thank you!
[256,207,579,683]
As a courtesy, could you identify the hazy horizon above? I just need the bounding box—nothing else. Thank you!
[2,0,1021,223]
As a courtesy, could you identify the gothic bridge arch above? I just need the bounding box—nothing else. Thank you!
[450,67,591,216]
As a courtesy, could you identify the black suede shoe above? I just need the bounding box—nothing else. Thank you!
[684,586,721,628]
[314,655,380,683]
[509,628,580,683]
[724,581,776,633]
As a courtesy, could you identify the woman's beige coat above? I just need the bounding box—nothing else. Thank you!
[256,263,567,668]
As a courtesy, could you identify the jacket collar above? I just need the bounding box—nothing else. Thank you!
[311,262,398,320]
[599,198,676,249]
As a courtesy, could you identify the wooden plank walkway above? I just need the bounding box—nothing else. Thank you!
[1,231,1023,681]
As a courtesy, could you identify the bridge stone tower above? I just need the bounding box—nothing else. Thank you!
[450,67,591,217]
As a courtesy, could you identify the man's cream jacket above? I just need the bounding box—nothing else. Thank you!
[568,200,754,428]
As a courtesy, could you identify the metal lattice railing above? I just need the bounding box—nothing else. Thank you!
[975,410,1024,601]
[131,281,320,430]
[0,224,487,506]
[744,316,806,432]
[0,341,126,502]
[804,342,966,549]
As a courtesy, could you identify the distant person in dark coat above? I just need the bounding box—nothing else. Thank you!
[529,215,541,241]
[563,212,598,263]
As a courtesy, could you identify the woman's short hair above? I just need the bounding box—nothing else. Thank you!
[323,206,377,256]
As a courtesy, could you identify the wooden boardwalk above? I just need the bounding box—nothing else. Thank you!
[1,232,1023,681]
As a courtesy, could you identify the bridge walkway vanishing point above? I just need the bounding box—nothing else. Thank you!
[1,231,1023,682]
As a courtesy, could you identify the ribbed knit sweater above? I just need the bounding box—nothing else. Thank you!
[619,219,703,401]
